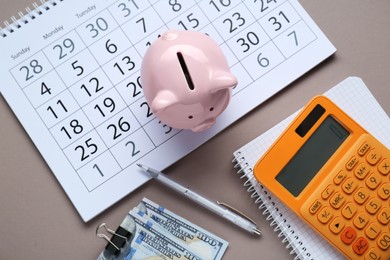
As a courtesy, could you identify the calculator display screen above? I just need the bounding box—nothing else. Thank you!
[276,116,350,197]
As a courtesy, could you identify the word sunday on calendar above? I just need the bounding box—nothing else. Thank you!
[3,0,335,221]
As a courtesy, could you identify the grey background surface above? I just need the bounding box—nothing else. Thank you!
[0,1,389,259]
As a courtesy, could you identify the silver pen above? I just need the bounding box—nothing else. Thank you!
[137,163,261,236]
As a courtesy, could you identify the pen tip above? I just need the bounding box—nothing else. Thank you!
[254,227,261,236]
[137,163,147,169]
[137,164,157,177]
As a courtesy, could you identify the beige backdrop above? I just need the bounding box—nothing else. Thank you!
[0,1,389,259]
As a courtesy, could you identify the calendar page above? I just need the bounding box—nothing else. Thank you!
[0,0,335,221]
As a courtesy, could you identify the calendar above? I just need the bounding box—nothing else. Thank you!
[0,0,335,221]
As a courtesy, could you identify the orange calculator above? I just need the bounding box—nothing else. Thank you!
[254,96,389,259]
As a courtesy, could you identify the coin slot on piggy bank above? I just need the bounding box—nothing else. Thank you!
[140,30,237,132]
[176,52,195,91]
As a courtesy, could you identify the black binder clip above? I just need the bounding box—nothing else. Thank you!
[96,223,132,256]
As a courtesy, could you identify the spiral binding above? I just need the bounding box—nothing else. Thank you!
[232,153,313,260]
[0,0,63,38]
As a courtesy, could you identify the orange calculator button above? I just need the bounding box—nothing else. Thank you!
[329,217,345,234]
[341,203,358,219]
[364,248,381,260]
[353,212,369,229]
[346,156,359,170]
[352,237,369,255]
[309,200,322,214]
[321,185,334,199]
[376,233,390,250]
[366,149,381,165]
[365,197,381,215]
[317,207,333,224]
[378,158,390,175]
[365,172,381,190]
[354,187,370,205]
[342,178,358,194]
[365,222,381,240]
[377,183,390,200]
[334,170,347,185]
[358,142,370,156]
[377,207,390,225]
[354,162,370,180]
[341,227,357,245]
[329,192,346,209]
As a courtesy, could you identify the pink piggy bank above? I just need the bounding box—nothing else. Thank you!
[140,30,237,132]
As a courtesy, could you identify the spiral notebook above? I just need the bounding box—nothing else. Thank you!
[0,0,335,221]
[232,77,390,259]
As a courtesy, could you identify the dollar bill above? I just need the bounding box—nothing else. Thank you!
[128,210,203,260]
[130,208,212,260]
[136,197,228,260]
[97,198,228,260]
[98,211,202,260]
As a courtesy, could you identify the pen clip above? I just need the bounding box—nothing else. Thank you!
[217,201,258,226]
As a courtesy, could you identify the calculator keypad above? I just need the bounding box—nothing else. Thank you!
[301,134,390,259]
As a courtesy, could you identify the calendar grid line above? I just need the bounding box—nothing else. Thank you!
[115,5,163,47]
[257,1,300,60]
[105,0,147,28]
[145,0,196,32]
[288,0,318,37]
[75,8,121,47]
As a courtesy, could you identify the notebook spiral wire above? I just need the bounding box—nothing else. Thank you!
[0,0,64,38]
[232,154,312,260]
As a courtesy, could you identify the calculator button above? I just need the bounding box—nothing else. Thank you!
[342,178,358,194]
[321,185,334,200]
[365,222,381,240]
[365,172,382,190]
[365,197,382,215]
[354,187,370,205]
[358,142,371,156]
[317,207,333,224]
[329,192,346,209]
[366,149,381,165]
[377,183,390,200]
[378,158,390,175]
[377,208,390,225]
[364,247,381,260]
[346,156,359,170]
[354,162,370,180]
[334,170,347,185]
[341,226,357,245]
[352,237,369,255]
[329,217,345,234]
[309,200,322,214]
[376,233,390,250]
[342,203,358,219]
[353,212,369,229]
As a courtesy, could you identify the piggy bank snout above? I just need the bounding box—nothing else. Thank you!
[192,118,216,132]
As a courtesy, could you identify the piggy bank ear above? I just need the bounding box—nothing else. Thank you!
[210,70,238,93]
[151,90,178,114]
